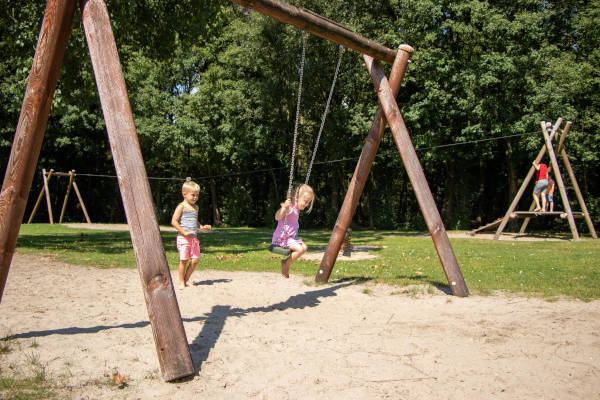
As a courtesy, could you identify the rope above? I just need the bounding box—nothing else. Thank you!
[305,45,345,185]
[287,31,308,200]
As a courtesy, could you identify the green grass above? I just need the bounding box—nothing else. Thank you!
[14,224,600,300]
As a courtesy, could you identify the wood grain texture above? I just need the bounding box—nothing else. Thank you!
[316,45,413,282]
[0,0,77,302]
[229,0,397,63]
[80,0,194,381]
[364,55,469,297]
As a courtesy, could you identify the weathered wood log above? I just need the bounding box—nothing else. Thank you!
[229,0,396,64]
[0,0,77,302]
[59,170,74,223]
[81,0,194,381]
[42,168,54,224]
[27,169,55,223]
[71,177,91,223]
[364,55,468,297]
[557,128,597,238]
[316,45,413,283]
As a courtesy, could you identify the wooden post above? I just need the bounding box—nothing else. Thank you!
[80,0,193,381]
[541,123,579,240]
[228,0,396,64]
[316,45,413,282]
[42,168,54,224]
[0,0,77,303]
[59,170,74,223]
[28,169,55,223]
[519,122,571,234]
[364,55,468,297]
[72,177,91,223]
[557,129,597,238]
[494,119,562,239]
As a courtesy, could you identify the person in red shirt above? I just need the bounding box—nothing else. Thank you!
[532,161,549,211]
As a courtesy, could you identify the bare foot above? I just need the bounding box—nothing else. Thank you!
[179,282,186,289]
[281,259,290,278]
[533,207,541,212]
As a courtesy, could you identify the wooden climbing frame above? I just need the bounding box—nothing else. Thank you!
[472,118,597,240]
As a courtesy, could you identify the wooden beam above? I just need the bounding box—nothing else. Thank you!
[541,122,579,240]
[0,0,77,303]
[556,129,597,238]
[81,0,193,381]
[316,45,413,283]
[364,55,468,297]
[42,168,54,224]
[71,173,91,224]
[59,170,74,223]
[27,169,55,223]
[494,118,562,239]
[229,0,396,64]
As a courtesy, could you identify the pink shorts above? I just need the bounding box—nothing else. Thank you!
[176,235,201,260]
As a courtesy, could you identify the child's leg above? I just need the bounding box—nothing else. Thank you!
[178,260,189,289]
[541,192,547,212]
[281,243,308,278]
[533,193,541,211]
[184,258,200,286]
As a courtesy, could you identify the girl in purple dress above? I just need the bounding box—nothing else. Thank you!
[272,184,315,278]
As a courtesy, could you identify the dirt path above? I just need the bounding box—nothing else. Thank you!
[1,252,599,399]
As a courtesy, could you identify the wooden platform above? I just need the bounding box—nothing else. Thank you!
[510,211,584,219]
[470,211,584,235]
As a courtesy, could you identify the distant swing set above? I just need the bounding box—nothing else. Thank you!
[470,118,597,240]
[27,169,91,224]
[0,0,468,381]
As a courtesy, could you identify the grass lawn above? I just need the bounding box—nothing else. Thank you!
[14,224,600,300]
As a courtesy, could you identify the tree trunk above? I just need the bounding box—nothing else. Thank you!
[505,138,519,230]
[207,163,221,226]
[442,161,456,227]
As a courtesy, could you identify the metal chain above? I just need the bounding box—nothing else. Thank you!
[305,45,345,185]
[278,31,308,248]
[287,31,308,200]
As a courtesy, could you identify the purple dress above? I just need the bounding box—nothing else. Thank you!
[271,205,304,247]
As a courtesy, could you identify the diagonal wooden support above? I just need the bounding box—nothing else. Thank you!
[363,55,468,297]
[494,118,562,239]
[316,44,413,283]
[0,0,77,302]
[556,132,597,238]
[541,123,579,240]
[81,0,194,380]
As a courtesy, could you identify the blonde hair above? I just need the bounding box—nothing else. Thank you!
[292,184,315,214]
[182,180,200,193]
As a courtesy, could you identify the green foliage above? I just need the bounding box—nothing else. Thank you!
[1,0,600,230]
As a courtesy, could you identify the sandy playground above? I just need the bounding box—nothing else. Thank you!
[1,243,599,398]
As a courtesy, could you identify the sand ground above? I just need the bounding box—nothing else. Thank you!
[1,248,599,399]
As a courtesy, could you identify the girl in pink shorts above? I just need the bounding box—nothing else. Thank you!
[171,181,211,288]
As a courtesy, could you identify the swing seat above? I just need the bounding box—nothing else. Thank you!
[268,244,291,256]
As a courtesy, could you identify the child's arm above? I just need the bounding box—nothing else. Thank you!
[199,224,212,232]
[275,199,292,221]
[171,203,193,236]
[532,161,540,170]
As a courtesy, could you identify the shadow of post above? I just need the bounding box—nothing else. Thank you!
[190,281,358,371]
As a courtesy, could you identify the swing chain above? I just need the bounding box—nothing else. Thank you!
[305,45,345,185]
[288,31,308,199]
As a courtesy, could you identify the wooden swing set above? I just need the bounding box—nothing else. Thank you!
[470,118,597,240]
[0,0,468,381]
[27,168,91,224]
